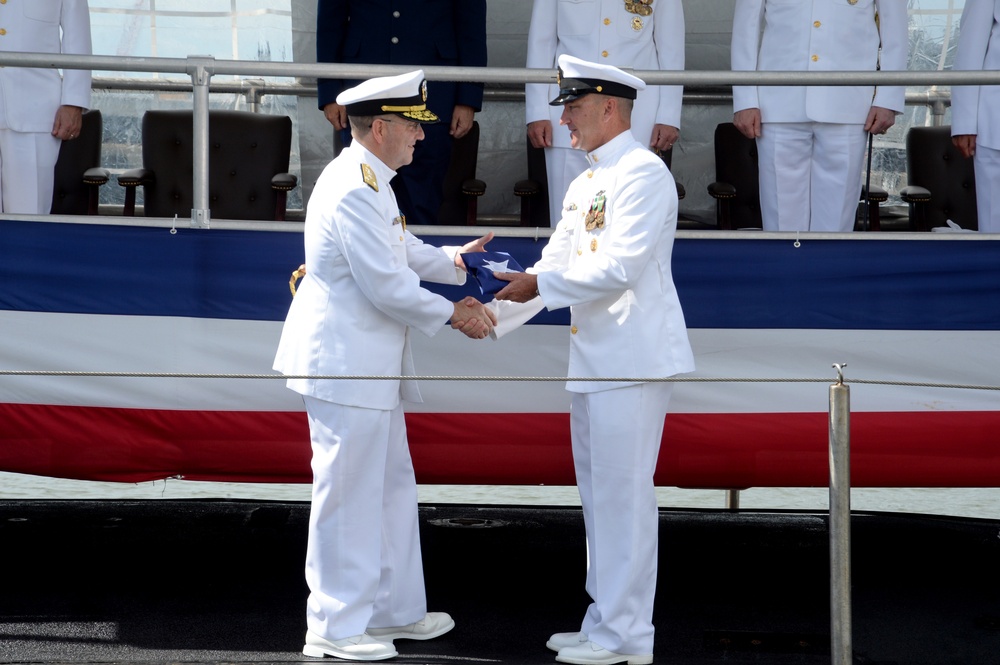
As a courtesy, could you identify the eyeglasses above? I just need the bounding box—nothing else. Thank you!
[377,117,421,133]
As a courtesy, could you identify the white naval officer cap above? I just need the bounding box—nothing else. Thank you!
[336,69,439,123]
[550,54,646,106]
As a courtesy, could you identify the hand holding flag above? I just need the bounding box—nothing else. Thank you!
[461,251,526,295]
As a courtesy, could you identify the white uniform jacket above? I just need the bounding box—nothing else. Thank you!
[0,0,92,132]
[273,141,467,410]
[731,0,907,124]
[951,0,1000,150]
[492,132,695,393]
[525,0,685,149]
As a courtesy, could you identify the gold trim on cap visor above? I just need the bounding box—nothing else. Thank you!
[381,103,429,113]
[405,109,439,121]
[379,102,439,122]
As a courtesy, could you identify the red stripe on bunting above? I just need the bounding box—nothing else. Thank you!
[2,404,999,488]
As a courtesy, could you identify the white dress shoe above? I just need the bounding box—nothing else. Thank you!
[367,612,455,641]
[547,631,588,652]
[556,640,653,665]
[302,630,397,661]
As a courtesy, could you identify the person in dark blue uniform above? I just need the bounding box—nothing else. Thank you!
[316,0,488,226]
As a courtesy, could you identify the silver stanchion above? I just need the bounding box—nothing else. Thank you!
[829,363,852,665]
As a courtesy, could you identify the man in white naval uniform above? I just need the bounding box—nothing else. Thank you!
[526,0,685,227]
[492,55,695,665]
[952,0,1000,233]
[273,70,495,662]
[0,0,92,214]
[731,0,908,232]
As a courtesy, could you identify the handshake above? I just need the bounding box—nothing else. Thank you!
[450,296,496,340]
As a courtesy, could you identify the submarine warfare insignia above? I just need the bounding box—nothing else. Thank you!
[632,17,644,31]
[361,163,378,191]
[625,0,653,17]
[585,191,607,231]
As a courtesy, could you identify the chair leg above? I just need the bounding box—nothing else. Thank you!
[868,200,881,232]
[123,187,137,216]
[87,186,100,216]
[718,200,733,231]
[274,191,288,222]
[465,197,477,226]
[519,197,532,227]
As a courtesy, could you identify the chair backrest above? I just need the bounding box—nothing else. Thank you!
[50,109,103,215]
[438,120,480,224]
[713,122,762,229]
[906,125,978,231]
[523,140,551,227]
[140,110,292,221]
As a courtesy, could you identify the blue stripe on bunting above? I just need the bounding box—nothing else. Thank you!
[2,220,1000,330]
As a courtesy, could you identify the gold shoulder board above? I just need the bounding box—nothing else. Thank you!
[361,163,378,192]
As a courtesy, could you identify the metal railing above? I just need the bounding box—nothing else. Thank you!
[5,50,1000,226]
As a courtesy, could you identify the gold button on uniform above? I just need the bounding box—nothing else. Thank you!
[0,28,6,36]
[603,17,611,25]
[570,325,579,335]
[811,54,819,62]
[601,50,609,58]
[814,20,821,28]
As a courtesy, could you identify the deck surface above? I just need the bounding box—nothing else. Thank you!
[1,500,999,665]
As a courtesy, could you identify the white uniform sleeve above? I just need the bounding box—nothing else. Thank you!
[653,0,685,128]
[731,0,765,113]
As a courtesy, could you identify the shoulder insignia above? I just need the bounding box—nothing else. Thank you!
[361,163,378,192]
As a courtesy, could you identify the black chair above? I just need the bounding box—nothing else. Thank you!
[514,142,683,227]
[514,140,551,227]
[117,110,297,221]
[899,125,978,232]
[50,109,109,215]
[437,120,486,225]
[706,122,762,230]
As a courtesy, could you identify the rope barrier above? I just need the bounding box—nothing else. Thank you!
[1,369,999,391]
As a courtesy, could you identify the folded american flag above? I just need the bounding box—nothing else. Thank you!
[460,251,525,295]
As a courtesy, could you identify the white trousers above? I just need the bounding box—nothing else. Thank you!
[544,145,590,228]
[756,122,869,232]
[302,396,427,641]
[571,382,674,655]
[974,144,1000,233]
[0,128,61,214]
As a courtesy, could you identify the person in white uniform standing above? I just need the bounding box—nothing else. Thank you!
[0,0,92,214]
[526,0,685,227]
[731,0,908,232]
[952,0,1000,233]
[273,70,496,662]
[491,55,695,665]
